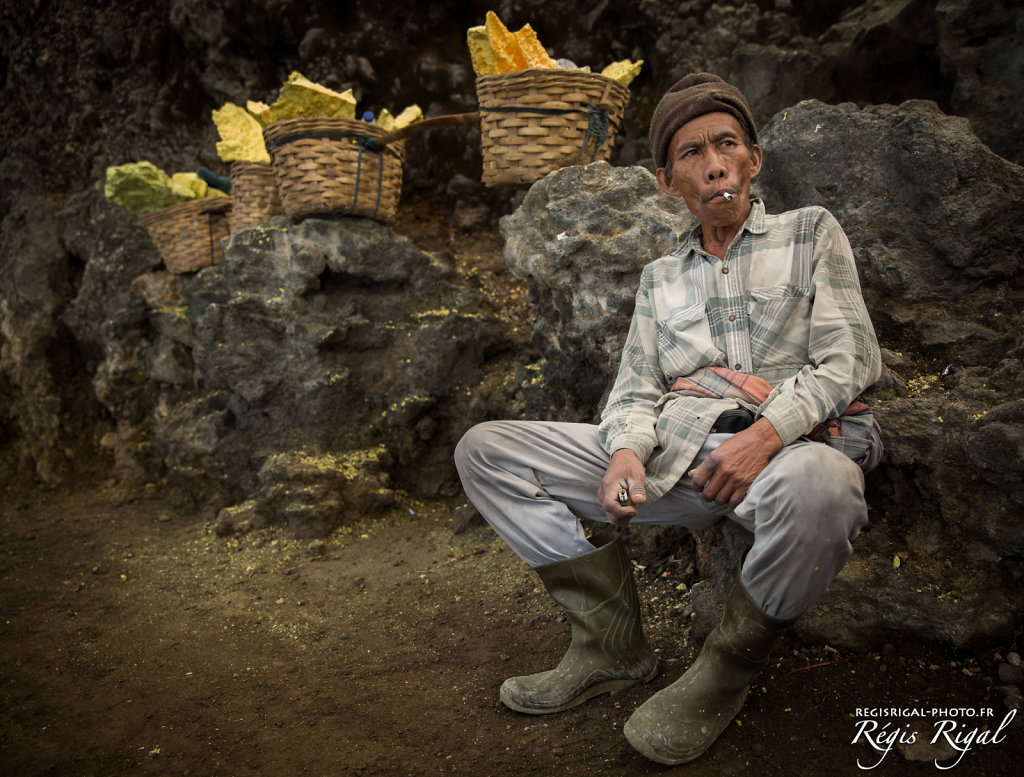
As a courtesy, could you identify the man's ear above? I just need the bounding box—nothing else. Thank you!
[656,167,681,197]
[749,144,763,180]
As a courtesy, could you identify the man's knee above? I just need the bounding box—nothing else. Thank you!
[454,421,494,476]
[455,419,522,477]
[757,443,868,539]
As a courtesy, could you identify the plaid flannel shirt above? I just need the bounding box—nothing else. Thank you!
[597,200,882,501]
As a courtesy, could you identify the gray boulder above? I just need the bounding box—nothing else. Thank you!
[135,216,530,534]
[501,163,694,419]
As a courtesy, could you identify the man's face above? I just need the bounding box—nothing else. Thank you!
[655,112,762,229]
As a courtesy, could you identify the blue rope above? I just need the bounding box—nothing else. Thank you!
[573,104,610,165]
[346,137,388,218]
[265,128,398,219]
[344,143,364,216]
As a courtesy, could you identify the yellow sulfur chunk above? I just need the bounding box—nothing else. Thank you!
[392,104,423,129]
[514,23,556,69]
[467,25,498,76]
[267,71,357,122]
[377,108,396,132]
[170,172,208,201]
[246,100,271,126]
[104,161,177,214]
[601,58,644,86]
[485,11,527,73]
[212,103,271,163]
[170,172,226,201]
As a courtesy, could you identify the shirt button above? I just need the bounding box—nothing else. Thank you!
[734,363,742,370]
[722,267,730,274]
[728,314,736,322]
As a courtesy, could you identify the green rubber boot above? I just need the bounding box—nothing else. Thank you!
[624,577,791,764]
[499,537,659,715]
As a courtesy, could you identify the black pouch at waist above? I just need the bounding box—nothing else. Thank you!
[710,407,755,434]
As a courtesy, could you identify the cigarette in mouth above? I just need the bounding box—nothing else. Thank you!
[723,191,734,200]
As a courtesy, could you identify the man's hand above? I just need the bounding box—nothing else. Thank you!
[600,448,647,526]
[688,418,783,508]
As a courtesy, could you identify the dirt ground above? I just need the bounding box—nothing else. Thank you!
[1,474,1022,777]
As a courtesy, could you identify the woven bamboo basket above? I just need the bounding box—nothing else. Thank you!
[138,197,232,274]
[476,69,630,187]
[263,117,406,222]
[229,161,283,233]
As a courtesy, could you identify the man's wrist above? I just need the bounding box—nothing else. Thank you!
[758,404,805,447]
[749,417,784,454]
[611,447,642,463]
[604,434,654,463]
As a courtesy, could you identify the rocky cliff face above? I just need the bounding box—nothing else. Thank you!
[1,1,1022,647]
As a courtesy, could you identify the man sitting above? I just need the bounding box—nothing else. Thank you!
[455,72,882,765]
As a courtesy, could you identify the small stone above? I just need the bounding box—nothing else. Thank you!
[907,673,929,691]
[998,684,1021,696]
[998,662,1024,685]
[306,539,326,558]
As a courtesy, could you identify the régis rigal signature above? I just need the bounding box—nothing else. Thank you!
[852,709,1017,770]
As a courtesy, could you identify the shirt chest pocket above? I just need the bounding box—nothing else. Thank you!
[747,284,811,374]
[655,301,719,377]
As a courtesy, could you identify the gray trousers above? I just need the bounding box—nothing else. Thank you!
[454,420,868,621]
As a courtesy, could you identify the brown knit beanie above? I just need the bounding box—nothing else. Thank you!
[649,73,758,169]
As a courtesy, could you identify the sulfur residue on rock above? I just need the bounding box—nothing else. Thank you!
[215,447,397,537]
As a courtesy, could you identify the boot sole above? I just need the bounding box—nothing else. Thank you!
[500,663,660,715]
[623,719,710,766]
[623,684,749,765]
